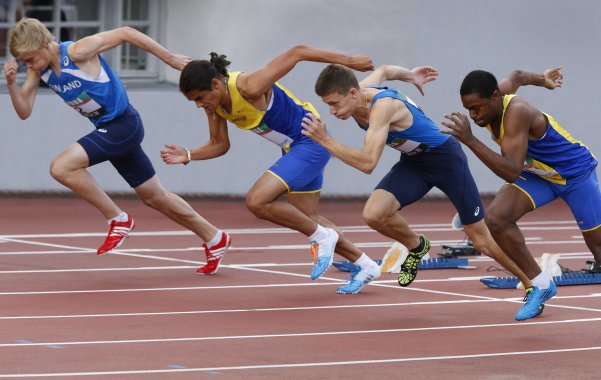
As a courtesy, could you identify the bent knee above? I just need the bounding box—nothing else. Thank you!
[245,193,267,218]
[362,208,386,230]
[484,209,506,232]
[49,160,68,182]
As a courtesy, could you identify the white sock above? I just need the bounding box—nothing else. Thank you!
[309,224,330,242]
[531,272,551,289]
[354,253,376,269]
[206,230,223,247]
[108,212,128,224]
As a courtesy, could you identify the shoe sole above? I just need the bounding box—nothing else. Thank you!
[98,237,128,255]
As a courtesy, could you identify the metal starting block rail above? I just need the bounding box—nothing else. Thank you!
[333,257,469,273]
[480,272,601,289]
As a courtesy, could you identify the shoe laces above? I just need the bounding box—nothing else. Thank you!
[202,244,219,261]
[523,287,533,302]
[403,254,421,271]
[310,241,319,262]
[108,220,130,237]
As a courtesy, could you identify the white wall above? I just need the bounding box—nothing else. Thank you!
[2,0,600,197]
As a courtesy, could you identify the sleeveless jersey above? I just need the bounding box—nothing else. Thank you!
[215,72,319,151]
[40,42,129,127]
[486,94,597,184]
[356,87,448,156]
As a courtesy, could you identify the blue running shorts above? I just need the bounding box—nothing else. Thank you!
[267,135,331,193]
[512,168,601,231]
[77,105,156,188]
[375,137,484,225]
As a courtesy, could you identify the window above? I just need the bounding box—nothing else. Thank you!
[1,0,165,80]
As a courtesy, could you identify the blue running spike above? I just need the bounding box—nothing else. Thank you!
[481,272,601,289]
[333,257,468,273]
[333,260,379,272]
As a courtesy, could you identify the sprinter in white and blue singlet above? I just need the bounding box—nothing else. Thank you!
[301,62,538,302]
[4,18,231,273]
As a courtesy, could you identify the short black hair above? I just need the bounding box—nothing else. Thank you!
[179,52,231,94]
[460,70,499,98]
[315,64,359,97]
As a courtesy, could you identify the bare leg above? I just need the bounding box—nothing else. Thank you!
[463,219,531,287]
[288,192,362,262]
[245,172,318,235]
[245,172,365,262]
[485,184,540,279]
[582,227,601,264]
[134,176,217,242]
[50,143,121,219]
[362,189,420,249]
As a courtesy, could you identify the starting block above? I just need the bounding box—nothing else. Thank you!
[440,244,481,257]
[332,257,469,273]
[480,272,601,289]
[481,257,601,289]
[333,240,472,274]
[584,260,601,274]
[441,213,481,257]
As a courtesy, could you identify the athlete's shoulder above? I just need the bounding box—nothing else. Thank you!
[505,95,539,116]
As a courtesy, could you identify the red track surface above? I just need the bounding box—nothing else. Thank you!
[0,197,600,379]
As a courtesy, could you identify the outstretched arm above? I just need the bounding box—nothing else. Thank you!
[3,60,40,120]
[359,65,439,95]
[68,26,190,70]
[238,44,374,99]
[498,67,563,95]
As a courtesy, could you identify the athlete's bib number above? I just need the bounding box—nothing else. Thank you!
[388,137,427,156]
[65,91,107,119]
[251,123,293,151]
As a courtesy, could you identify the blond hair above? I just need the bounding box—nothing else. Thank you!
[9,17,54,58]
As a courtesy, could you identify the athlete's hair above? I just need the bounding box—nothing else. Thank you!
[315,64,360,97]
[460,70,499,98]
[179,52,231,94]
[9,17,54,58]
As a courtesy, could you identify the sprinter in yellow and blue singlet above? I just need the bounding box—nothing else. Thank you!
[167,46,383,289]
[488,95,596,186]
[485,94,599,230]
[214,71,328,192]
[444,68,601,321]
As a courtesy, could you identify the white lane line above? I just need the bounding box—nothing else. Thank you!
[0,220,577,240]
[0,345,600,378]
[2,237,599,315]
[0,300,502,320]
[1,317,600,348]
[0,239,590,257]
[1,293,600,320]
[0,266,199,274]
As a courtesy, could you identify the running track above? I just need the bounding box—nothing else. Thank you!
[0,197,599,379]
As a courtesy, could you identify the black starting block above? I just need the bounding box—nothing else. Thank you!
[440,241,481,257]
[584,260,601,274]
